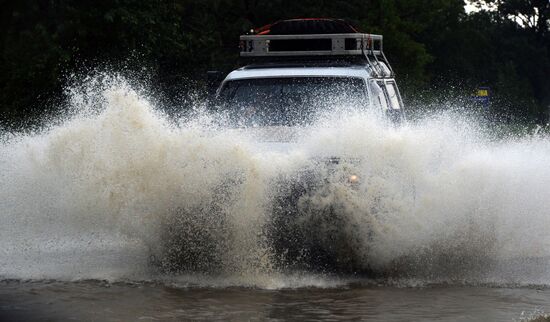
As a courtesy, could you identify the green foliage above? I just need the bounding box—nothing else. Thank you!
[0,0,549,125]
[466,0,549,122]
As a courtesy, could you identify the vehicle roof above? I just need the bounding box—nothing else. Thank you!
[225,66,374,81]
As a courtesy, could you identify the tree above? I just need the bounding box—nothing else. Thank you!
[463,0,550,121]
[1,0,548,126]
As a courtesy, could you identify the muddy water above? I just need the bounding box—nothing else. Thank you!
[1,280,549,321]
[3,76,550,321]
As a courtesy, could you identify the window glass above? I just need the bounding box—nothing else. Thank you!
[218,77,368,126]
[385,82,401,109]
[374,81,389,110]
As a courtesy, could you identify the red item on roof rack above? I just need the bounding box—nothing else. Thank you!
[255,18,360,35]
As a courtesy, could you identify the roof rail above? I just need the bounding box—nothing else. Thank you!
[239,33,394,77]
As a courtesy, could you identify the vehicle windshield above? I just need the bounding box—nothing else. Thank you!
[216,77,367,126]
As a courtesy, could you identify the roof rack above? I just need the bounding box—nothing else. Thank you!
[239,33,394,77]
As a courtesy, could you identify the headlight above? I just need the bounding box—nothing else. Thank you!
[348,174,359,184]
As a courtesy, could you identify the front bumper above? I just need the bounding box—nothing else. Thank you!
[267,157,367,273]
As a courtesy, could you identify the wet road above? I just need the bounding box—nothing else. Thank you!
[1,280,549,321]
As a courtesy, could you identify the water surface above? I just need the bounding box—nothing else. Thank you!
[2,76,550,321]
[1,280,549,321]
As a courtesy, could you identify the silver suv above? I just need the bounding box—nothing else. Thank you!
[208,19,406,272]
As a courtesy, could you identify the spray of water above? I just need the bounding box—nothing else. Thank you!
[1,75,550,287]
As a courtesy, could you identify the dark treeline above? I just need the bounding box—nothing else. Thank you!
[1,0,549,126]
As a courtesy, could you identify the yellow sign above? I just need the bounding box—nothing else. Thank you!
[476,89,489,97]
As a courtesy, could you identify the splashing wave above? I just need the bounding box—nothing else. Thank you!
[1,75,550,288]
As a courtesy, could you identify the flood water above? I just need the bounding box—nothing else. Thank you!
[2,75,550,321]
[1,280,550,321]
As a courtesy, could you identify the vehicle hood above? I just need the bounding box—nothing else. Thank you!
[231,126,305,154]
[227,126,361,163]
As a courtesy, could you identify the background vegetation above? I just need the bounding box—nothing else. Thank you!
[1,0,549,126]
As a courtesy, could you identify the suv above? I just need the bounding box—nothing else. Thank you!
[209,19,407,272]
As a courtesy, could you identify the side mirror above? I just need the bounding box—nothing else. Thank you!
[206,71,225,96]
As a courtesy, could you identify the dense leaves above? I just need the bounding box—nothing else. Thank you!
[0,0,548,125]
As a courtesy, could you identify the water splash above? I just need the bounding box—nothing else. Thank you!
[1,75,550,287]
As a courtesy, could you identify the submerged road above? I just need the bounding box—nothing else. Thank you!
[1,280,549,321]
